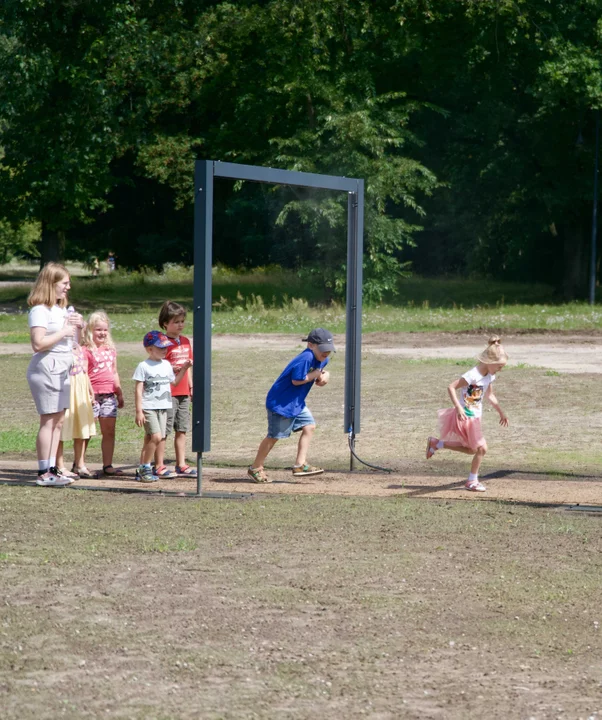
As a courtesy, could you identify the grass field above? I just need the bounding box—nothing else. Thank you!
[1,483,601,718]
[3,261,602,340]
[3,263,602,716]
[3,346,602,477]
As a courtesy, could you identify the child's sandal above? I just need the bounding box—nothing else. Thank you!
[425,436,438,460]
[175,465,197,477]
[57,467,78,479]
[73,466,97,479]
[247,466,269,483]
[154,465,176,478]
[103,465,123,476]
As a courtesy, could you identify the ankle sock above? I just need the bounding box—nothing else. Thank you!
[468,472,478,483]
[436,440,444,450]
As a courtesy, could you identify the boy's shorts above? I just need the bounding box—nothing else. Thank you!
[267,407,315,439]
[93,393,117,419]
[166,395,191,436]
[143,408,168,438]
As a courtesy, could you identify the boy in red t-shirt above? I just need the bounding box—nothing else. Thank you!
[153,301,196,477]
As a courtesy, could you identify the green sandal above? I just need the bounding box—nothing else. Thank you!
[247,466,270,483]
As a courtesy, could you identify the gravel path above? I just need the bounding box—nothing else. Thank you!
[3,331,602,373]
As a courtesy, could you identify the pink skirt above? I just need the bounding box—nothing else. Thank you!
[437,408,486,452]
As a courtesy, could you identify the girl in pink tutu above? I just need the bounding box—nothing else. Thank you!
[426,336,509,492]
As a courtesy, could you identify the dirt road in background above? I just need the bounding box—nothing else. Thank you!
[3,330,602,373]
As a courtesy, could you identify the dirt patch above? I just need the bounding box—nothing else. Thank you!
[4,331,602,373]
[1,461,600,509]
[1,488,601,719]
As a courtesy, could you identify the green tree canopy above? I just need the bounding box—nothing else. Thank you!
[1,0,601,298]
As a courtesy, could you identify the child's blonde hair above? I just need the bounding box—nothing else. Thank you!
[477,335,508,365]
[83,310,116,351]
[27,262,70,309]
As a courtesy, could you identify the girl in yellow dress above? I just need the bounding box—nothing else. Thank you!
[56,343,97,478]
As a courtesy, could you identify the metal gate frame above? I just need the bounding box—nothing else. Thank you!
[192,160,364,495]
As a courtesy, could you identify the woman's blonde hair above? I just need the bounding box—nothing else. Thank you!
[27,262,70,308]
[82,310,115,351]
[477,335,508,365]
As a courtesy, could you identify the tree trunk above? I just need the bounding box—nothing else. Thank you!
[561,217,589,300]
[39,223,66,268]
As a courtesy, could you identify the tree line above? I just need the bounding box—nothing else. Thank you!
[1,0,601,300]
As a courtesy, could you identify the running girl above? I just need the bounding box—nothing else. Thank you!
[426,335,509,492]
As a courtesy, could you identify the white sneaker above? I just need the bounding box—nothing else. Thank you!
[465,480,486,492]
[36,471,70,487]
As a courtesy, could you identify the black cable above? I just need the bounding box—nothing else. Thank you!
[347,432,393,473]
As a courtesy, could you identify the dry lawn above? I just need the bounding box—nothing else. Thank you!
[1,489,601,719]
[2,333,602,718]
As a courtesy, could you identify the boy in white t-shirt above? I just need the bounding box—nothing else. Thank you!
[133,331,191,483]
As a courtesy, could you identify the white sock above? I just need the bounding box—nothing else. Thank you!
[293,464,303,468]
[436,440,444,450]
[38,460,49,472]
[468,473,478,483]
[48,456,56,468]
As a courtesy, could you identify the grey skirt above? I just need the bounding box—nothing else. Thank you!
[27,352,73,415]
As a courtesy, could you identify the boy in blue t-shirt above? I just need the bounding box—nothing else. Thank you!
[248,328,335,483]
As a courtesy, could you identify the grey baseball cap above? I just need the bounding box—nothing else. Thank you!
[302,328,336,352]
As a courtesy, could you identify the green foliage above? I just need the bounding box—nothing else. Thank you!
[1,1,602,297]
[0,221,40,263]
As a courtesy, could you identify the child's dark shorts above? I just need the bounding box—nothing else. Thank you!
[93,393,117,419]
[266,407,315,439]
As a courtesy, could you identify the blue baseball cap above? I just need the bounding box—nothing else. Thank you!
[143,330,173,349]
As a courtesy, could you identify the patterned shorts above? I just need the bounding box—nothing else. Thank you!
[93,393,117,419]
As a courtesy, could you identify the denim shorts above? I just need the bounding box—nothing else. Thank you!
[267,407,315,439]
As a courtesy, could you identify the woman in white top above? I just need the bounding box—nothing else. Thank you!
[27,263,83,487]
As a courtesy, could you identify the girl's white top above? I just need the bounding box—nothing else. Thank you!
[28,304,72,355]
[460,366,495,419]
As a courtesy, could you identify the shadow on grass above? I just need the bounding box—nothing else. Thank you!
[212,476,315,486]
[481,468,602,481]
[0,469,250,498]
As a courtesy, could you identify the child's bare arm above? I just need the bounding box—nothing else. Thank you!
[114,367,124,408]
[134,381,145,427]
[448,377,468,420]
[172,359,192,387]
[486,386,509,426]
[87,376,95,402]
[292,368,323,386]
[314,370,330,387]
[188,366,193,398]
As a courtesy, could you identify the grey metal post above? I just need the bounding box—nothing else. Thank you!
[192,160,214,495]
[345,181,364,469]
[590,110,600,306]
[193,160,364,483]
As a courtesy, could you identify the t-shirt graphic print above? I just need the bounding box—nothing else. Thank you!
[460,367,495,419]
[132,359,175,410]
